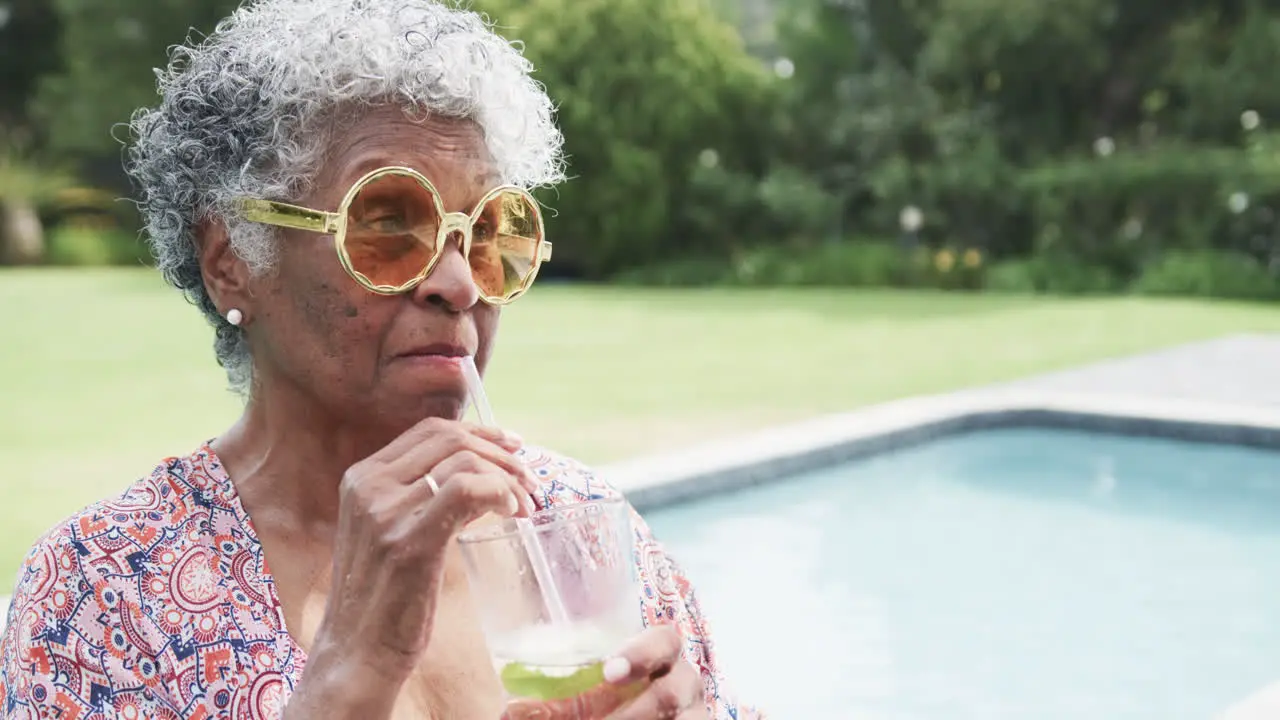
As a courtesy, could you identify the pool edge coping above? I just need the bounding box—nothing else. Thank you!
[603,390,1280,511]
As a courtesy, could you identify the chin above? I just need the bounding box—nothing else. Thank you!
[415,395,469,421]
[377,392,468,429]
[340,375,471,438]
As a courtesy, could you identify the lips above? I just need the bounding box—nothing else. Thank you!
[397,343,470,359]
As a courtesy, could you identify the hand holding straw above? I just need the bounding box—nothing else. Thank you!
[460,356,571,626]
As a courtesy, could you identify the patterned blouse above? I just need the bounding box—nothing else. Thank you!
[0,444,759,719]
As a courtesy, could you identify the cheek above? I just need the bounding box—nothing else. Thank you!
[475,307,501,369]
[267,271,385,382]
[294,277,355,332]
[275,240,371,341]
[300,280,386,349]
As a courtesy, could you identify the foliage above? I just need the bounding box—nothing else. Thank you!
[731,240,910,287]
[1133,250,1279,300]
[751,0,1280,299]
[31,0,242,158]
[0,132,74,206]
[613,239,907,287]
[0,0,63,133]
[984,256,1123,295]
[0,131,76,265]
[44,223,149,267]
[1014,141,1280,281]
[611,256,730,287]
[8,0,1280,299]
[475,0,777,279]
[614,237,991,290]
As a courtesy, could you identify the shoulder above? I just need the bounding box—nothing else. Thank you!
[3,446,222,643]
[12,451,212,591]
[516,444,626,509]
[0,490,127,716]
[2,449,224,716]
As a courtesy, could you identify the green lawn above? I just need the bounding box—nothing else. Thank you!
[4,267,1280,584]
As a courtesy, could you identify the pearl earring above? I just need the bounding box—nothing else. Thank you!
[226,308,244,327]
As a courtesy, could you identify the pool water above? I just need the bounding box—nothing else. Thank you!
[642,428,1280,720]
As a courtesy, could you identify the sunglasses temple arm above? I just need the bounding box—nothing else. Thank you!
[238,198,340,234]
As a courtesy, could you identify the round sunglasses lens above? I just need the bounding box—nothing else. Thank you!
[470,190,543,299]
[344,174,440,289]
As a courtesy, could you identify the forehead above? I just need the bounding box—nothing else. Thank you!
[312,106,501,205]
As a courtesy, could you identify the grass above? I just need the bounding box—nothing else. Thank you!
[4,268,1280,584]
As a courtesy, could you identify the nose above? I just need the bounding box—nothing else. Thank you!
[411,229,479,312]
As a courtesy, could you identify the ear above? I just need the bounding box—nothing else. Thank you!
[197,217,254,322]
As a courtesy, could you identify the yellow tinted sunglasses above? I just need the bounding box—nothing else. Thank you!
[235,166,552,305]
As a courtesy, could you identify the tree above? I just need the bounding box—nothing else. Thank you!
[0,0,65,262]
[0,135,73,264]
[32,0,241,159]
[476,0,775,277]
[0,0,63,133]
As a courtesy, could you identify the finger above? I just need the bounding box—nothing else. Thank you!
[603,625,684,686]
[421,471,525,543]
[362,417,524,465]
[379,462,526,521]
[379,424,538,492]
[429,450,530,502]
[602,662,703,720]
[477,424,524,452]
[428,452,536,516]
[432,433,538,492]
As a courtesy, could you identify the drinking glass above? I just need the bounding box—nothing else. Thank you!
[457,498,646,719]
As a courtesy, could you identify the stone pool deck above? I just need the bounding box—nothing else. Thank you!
[992,333,1280,407]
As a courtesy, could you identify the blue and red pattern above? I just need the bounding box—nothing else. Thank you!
[1,444,759,719]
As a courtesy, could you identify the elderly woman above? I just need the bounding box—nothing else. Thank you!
[0,1,759,719]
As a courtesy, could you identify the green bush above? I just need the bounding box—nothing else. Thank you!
[983,258,1041,293]
[904,246,986,291]
[1133,250,1279,300]
[731,240,908,287]
[616,238,921,288]
[476,0,776,279]
[1014,142,1280,283]
[45,223,149,266]
[799,241,904,286]
[985,255,1122,295]
[612,256,730,286]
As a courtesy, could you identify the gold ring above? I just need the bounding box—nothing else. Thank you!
[423,474,440,496]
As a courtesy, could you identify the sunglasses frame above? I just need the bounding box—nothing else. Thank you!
[234,166,553,305]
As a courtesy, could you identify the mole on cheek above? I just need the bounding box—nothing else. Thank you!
[343,304,359,318]
[295,280,347,341]
[301,283,333,323]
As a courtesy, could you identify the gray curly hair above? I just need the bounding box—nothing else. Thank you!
[125,0,565,395]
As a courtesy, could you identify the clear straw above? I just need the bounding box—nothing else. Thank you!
[461,355,498,428]
[460,355,571,626]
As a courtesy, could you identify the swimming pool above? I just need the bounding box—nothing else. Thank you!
[642,427,1280,719]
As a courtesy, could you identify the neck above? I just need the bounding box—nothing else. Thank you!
[212,382,404,533]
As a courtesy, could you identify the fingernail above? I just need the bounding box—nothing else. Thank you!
[505,431,524,446]
[603,656,630,684]
[506,494,519,517]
